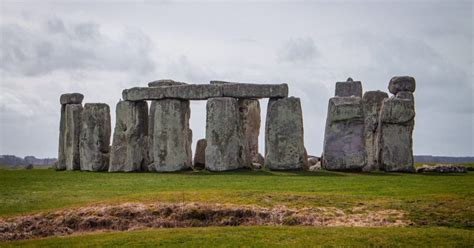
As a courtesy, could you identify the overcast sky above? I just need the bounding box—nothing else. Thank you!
[0,0,472,158]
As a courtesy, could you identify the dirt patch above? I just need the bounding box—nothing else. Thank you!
[0,202,410,241]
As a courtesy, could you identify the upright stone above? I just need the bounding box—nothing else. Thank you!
[109,100,148,172]
[388,76,416,94]
[264,97,305,170]
[238,99,261,164]
[151,99,192,172]
[80,103,111,172]
[335,78,363,97]
[362,91,388,172]
[377,90,416,172]
[64,104,83,170]
[193,138,207,169]
[206,97,249,171]
[322,97,367,171]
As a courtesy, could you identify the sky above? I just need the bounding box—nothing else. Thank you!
[0,0,472,158]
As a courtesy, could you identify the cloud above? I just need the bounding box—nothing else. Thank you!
[277,37,318,63]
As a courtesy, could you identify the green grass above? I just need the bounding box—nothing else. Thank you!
[0,168,473,229]
[3,226,473,247]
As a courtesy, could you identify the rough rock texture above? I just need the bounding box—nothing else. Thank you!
[148,79,187,87]
[416,164,467,173]
[193,139,207,169]
[206,97,249,171]
[395,91,414,101]
[79,103,111,172]
[151,99,192,172]
[57,105,67,170]
[388,76,416,94]
[264,97,305,170]
[335,78,362,97]
[377,97,415,172]
[60,93,84,105]
[123,83,288,101]
[64,104,83,170]
[362,91,388,172]
[238,99,261,164]
[323,97,367,171]
[109,101,148,172]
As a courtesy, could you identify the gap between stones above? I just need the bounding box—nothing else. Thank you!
[0,202,410,241]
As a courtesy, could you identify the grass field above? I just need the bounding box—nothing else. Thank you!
[0,168,473,246]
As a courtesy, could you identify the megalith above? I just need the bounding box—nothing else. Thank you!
[206,97,249,171]
[80,103,111,172]
[109,100,149,172]
[335,78,362,97]
[322,97,367,171]
[362,91,388,172]
[264,97,306,170]
[64,104,83,170]
[377,83,416,172]
[151,99,192,172]
[193,138,207,169]
[238,99,261,164]
[57,93,84,171]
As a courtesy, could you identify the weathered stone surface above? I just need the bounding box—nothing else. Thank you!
[335,78,362,97]
[388,76,416,94]
[206,97,249,171]
[60,93,84,105]
[109,101,148,172]
[416,164,467,173]
[264,97,305,170]
[395,91,414,101]
[148,79,187,87]
[80,103,111,172]
[151,99,192,172]
[377,97,415,172]
[57,105,67,171]
[323,97,367,171]
[238,99,261,164]
[362,91,388,172]
[64,104,83,171]
[122,83,288,101]
[193,139,207,169]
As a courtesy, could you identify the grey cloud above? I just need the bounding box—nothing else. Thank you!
[277,37,318,63]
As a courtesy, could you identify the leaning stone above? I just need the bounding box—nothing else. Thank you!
[388,76,416,94]
[109,100,148,172]
[238,99,261,164]
[60,93,84,105]
[206,97,249,171]
[264,97,306,170]
[323,97,367,171]
[64,104,83,171]
[148,79,187,87]
[335,78,362,97]
[362,91,388,172]
[193,139,207,169]
[151,99,192,172]
[80,103,111,172]
[377,97,415,172]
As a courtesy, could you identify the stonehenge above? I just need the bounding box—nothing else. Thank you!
[57,76,415,174]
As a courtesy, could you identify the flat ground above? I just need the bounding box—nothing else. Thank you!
[0,167,472,247]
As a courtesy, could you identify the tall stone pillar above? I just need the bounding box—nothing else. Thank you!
[109,100,148,172]
[264,97,306,170]
[80,103,111,172]
[151,99,192,172]
[238,99,261,164]
[377,76,416,172]
[362,91,388,172]
[206,97,249,171]
[58,93,84,171]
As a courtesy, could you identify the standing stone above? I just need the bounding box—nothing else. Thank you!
[335,78,363,97]
[109,100,148,172]
[64,104,83,170]
[193,139,207,169]
[388,76,416,94]
[377,94,415,172]
[80,103,111,172]
[57,93,84,171]
[322,97,367,171]
[238,99,261,164]
[151,99,192,172]
[362,91,388,172]
[264,97,305,170]
[206,97,249,171]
